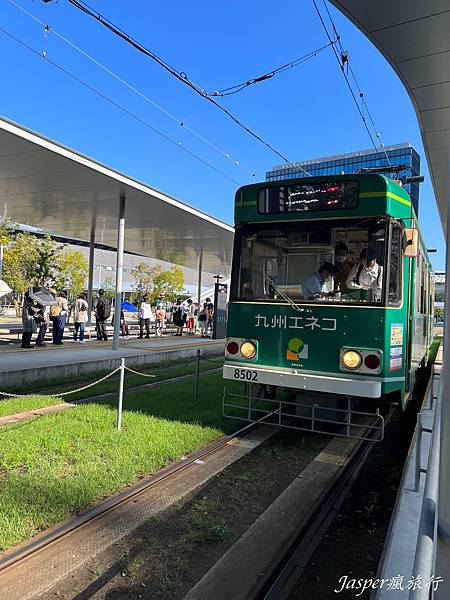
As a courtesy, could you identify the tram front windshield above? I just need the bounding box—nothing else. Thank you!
[232,218,396,305]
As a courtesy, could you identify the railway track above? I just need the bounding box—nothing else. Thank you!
[0,405,290,600]
[0,419,262,575]
[258,384,431,600]
[0,400,396,600]
[258,422,378,600]
[183,410,394,600]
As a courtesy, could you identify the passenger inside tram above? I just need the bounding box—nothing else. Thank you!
[345,248,383,302]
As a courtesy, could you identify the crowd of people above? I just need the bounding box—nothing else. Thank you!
[138,296,214,338]
[20,289,215,349]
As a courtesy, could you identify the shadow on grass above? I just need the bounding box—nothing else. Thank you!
[89,372,243,435]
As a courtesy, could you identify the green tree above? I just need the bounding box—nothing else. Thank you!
[130,263,158,304]
[2,231,40,294]
[54,248,88,300]
[102,275,116,301]
[151,266,184,304]
[35,236,61,285]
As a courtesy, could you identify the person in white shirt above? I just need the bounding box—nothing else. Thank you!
[346,249,383,301]
[73,292,89,343]
[138,295,153,338]
[186,298,196,334]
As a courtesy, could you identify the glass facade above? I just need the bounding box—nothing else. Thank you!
[266,143,421,215]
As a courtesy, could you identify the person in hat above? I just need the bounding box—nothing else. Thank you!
[301,262,339,299]
[346,248,383,301]
[21,292,39,348]
[334,243,354,291]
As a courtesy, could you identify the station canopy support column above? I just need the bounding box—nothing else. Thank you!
[436,160,450,597]
[87,211,96,327]
[197,249,203,308]
[112,194,125,351]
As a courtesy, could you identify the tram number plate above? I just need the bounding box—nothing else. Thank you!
[233,368,258,382]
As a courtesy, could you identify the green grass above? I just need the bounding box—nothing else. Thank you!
[0,395,63,418]
[0,372,241,552]
[428,335,442,365]
[4,355,224,396]
[0,357,224,417]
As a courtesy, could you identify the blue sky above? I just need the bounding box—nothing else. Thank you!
[0,0,445,268]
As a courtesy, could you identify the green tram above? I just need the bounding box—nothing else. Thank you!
[223,174,434,437]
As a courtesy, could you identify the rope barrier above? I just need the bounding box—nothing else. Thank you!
[0,367,121,398]
[124,366,156,378]
[0,354,224,399]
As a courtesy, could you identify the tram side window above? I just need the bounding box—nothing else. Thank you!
[388,227,402,306]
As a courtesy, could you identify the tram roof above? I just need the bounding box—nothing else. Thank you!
[0,115,234,276]
[330,0,450,232]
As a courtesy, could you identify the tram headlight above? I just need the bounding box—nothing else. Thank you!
[240,341,257,359]
[341,350,362,370]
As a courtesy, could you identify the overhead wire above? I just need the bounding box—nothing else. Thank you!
[320,0,392,166]
[311,0,389,165]
[209,41,335,97]
[61,0,294,165]
[7,0,256,178]
[0,23,243,186]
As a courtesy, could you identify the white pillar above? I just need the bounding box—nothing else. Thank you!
[112,195,125,351]
[197,249,203,308]
[436,160,450,596]
[87,213,96,326]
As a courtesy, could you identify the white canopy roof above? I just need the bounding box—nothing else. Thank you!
[0,115,234,276]
[331,0,450,230]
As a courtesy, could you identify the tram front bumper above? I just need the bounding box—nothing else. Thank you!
[223,363,382,398]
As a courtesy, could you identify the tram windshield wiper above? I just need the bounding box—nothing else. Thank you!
[264,275,304,312]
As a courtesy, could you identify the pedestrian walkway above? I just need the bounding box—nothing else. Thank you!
[0,336,224,388]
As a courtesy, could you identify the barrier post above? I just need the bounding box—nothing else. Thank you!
[194,349,201,402]
[117,358,125,431]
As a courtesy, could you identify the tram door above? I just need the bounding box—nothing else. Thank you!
[404,257,414,393]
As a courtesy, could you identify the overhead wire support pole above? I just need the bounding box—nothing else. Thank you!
[435,162,450,597]
[112,194,125,351]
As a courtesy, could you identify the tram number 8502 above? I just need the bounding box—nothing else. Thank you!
[234,368,258,381]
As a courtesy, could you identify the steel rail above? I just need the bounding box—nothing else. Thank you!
[0,415,271,574]
[258,415,388,600]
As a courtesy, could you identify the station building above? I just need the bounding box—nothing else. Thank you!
[266,143,421,214]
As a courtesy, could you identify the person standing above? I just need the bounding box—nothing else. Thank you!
[334,243,354,291]
[198,303,208,338]
[173,299,186,336]
[51,291,68,345]
[21,292,38,348]
[138,294,153,338]
[205,297,214,336]
[95,289,111,341]
[186,299,195,334]
[73,292,89,343]
[35,300,51,347]
[155,302,165,337]
[346,249,383,302]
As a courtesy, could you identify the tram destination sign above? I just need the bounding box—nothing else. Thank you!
[258,181,359,214]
